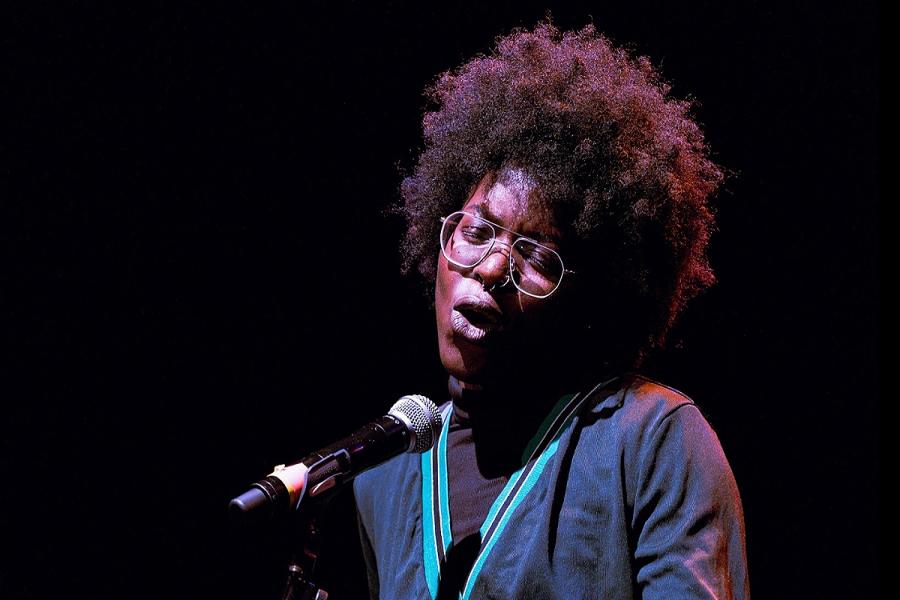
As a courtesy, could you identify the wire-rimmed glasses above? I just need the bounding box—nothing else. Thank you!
[439,210,573,299]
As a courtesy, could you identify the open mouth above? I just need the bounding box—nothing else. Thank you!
[451,296,504,343]
[457,306,500,327]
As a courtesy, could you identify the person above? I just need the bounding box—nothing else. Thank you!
[353,20,749,599]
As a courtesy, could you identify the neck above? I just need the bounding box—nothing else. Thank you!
[452,363,575,399]
[448,373,566,423]
[447,373,564,476]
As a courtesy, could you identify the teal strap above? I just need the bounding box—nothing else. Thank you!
[421,392,586,600]
[421,404,453,599]
[462,436,564,599]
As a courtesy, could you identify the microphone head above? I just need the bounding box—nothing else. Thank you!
[389,395,443,453]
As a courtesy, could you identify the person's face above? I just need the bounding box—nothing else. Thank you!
[435,169,573,386]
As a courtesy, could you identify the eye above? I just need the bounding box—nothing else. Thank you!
[526,249,554,270]
[516,243,560,277]
[459,224,493,244]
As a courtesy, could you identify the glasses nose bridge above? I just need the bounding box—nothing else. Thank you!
[475,235,514,274]
[485,222,521,256]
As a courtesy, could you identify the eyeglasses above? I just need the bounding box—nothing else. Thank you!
[439,210,574,298]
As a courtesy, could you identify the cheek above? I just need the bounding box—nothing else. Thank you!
[434,255,467,371]
[435,254,454,326]
[435,255,446,298]
[436,249,462,296]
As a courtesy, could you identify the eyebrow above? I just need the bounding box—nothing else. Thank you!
[471,204,562,245]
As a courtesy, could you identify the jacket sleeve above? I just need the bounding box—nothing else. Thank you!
[631,404,750,599]
[356,506,380,600]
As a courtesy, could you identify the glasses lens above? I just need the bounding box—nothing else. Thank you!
[511,239,565,297]
[440,212,493,267]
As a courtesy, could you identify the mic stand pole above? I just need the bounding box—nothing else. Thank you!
[281,508,329,600]
[280,483,343,600]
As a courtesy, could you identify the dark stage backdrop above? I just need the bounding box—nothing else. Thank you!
[2,1,878,598]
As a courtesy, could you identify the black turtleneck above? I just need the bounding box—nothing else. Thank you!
[437,375,560,599]
[445,383,511,545]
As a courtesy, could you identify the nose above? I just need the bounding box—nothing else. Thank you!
[473,243,512,289]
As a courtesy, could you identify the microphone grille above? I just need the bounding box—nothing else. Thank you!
[389,395,443,453]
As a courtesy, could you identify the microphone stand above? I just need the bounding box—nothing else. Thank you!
[281,508,328,600]
[279,484,343,600]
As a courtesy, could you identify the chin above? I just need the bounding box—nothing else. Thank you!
[439,338,492,383]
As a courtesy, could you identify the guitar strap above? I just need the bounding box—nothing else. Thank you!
[420,390,587,599]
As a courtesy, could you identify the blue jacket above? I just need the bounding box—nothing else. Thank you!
[354,373,750,599]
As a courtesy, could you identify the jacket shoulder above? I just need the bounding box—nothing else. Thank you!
[583,372,697,427]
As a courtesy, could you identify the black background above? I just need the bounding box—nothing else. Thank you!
[3,1,879,598]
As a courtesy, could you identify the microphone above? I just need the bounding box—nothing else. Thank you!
[229,395,442,519]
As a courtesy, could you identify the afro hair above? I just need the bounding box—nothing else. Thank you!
[393,19,725,369]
